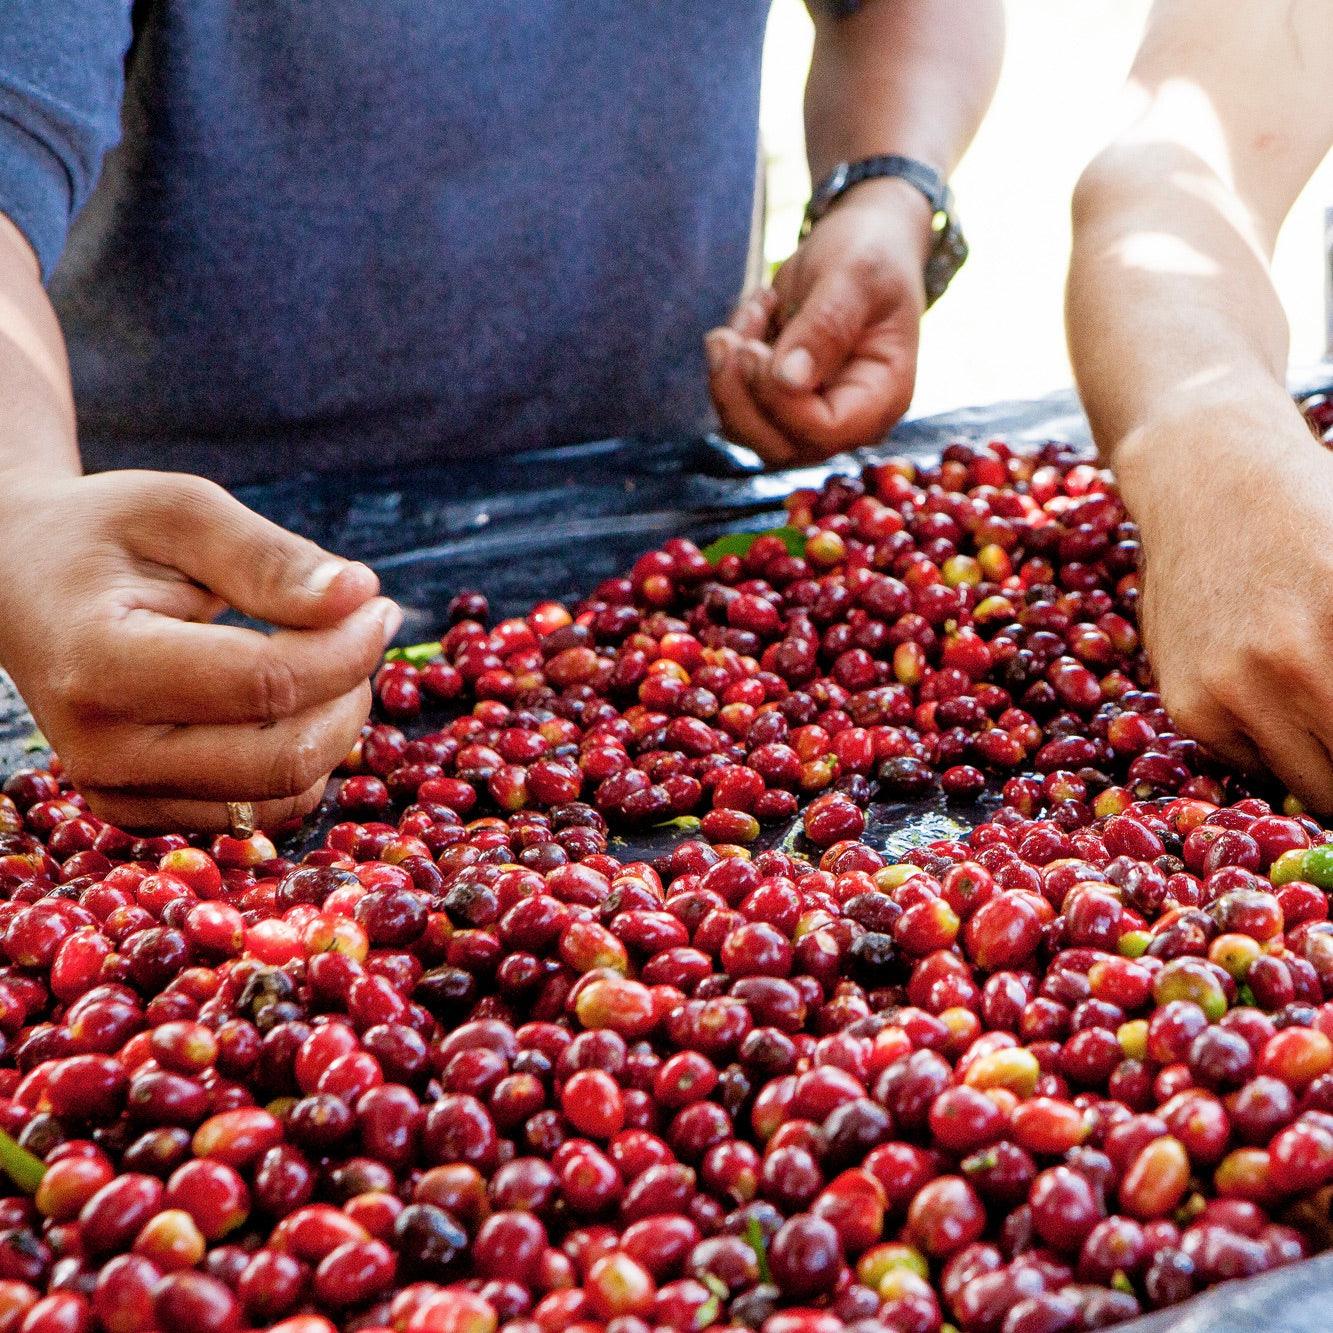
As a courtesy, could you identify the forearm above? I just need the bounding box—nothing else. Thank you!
[1067,143,1298,483]
[0,214,80,486]
[1062,1,1333,812]
[804,0,1003,183]
[1067,0,1333,490]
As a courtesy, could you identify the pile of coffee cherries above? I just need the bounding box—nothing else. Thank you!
[1,440,1333,1333]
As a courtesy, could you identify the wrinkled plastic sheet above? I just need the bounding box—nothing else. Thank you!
[232,388,1100,641]
[4,373,1333,1330]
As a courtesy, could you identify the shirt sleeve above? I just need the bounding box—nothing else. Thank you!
[0,3,135,280]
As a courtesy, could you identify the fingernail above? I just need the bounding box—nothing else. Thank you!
[306,560,346,595]
[705,333,728,374]
[377,599,404,642]
[777,347,815,391]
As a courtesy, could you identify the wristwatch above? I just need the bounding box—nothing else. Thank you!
[802,154,968,308]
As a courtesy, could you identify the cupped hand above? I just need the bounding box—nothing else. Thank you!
[706,176,933,466]
[0,470,400,832]
[1120,406,1333,811]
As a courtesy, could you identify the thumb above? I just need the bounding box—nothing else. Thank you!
[132,474,382,629]
[767,267,874,394]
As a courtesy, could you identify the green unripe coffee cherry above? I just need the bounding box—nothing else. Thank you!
[1300,844,1333,891]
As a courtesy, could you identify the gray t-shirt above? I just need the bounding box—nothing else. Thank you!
[0,2,799,484]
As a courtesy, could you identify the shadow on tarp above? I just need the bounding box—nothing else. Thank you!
[4,377,1333,1329]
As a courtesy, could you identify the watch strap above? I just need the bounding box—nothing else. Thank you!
[803,154,967,308]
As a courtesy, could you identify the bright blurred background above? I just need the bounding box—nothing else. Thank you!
[759,0,1333,417]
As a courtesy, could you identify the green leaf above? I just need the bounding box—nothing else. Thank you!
[744,1215,773,1285]
[0,1129,44,1194]
[384,641,441,667]
[702,525,805,565]
[20,731,46,754]
[652,816,702,833]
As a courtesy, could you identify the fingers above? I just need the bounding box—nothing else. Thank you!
[705,329,798,466]
[1195,723,1264,777]
[725,287,780,341]
[124,474,381,628]
[1168,670,1333,813]
[755,343,917,458]
[707,254,921,463]
[82,778,328,835]
[1248,723,1333,815]
[70,682,373,802]
[721,262,919,460]
[706,325,914,465]
[767,267,874,394]
[76,596,401,725]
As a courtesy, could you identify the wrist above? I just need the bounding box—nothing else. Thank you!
[1110,381,1318,515]
[823,176,936,270]
[806,156,966,308]
[0,447,80,490]
[0,466,78,534]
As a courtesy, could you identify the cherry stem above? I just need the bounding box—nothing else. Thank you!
[744,1215,773,1284]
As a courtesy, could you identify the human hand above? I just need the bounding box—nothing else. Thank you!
[0,470,400,832]
[706,177,933,466]
[1120,404,1333,810]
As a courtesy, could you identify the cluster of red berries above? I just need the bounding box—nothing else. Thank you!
[0,439,1330,1333]
[361,443,1157,843]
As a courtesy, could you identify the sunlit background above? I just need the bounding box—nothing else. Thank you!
[759,0,1333,417]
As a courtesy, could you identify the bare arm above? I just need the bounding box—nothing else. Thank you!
[1067,0,1333,807]
[0,215,80,482]
[1068,0,1333,457]
[804,0,1004,184]
[709,0,1003,464]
